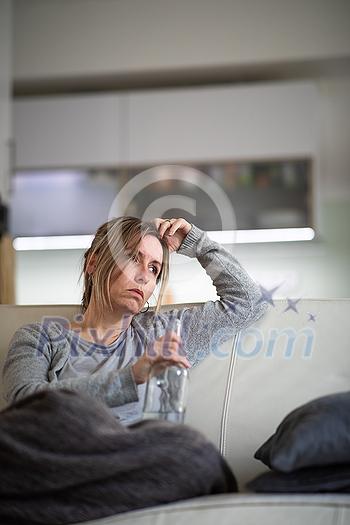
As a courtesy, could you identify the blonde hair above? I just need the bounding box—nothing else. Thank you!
[82,217,169,316]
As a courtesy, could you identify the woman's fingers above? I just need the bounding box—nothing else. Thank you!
[132,331,189,385]
[153,217,173,239]
[146,331,188,363]
[153,218,192,252]
[153,217,191,237]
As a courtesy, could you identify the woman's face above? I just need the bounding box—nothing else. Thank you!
[109,234,164,316]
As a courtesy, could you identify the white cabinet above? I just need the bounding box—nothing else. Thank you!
[126,81,319,165]
[14,93,123,169]
[13,81,320,169]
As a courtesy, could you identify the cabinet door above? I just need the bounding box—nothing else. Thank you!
[127,81,319,166]
[14,93,122,169]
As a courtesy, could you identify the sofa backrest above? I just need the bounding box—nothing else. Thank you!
[1,299,350,491]
[0,304,81,411]
[218,298,350,490]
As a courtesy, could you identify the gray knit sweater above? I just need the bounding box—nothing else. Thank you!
[2,225,267,425]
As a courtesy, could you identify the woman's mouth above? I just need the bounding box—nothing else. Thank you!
[129,289,144,300]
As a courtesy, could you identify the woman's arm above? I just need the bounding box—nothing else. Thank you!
[3,321,190,406]
[136,220,267,367]
[180,225,267,364]
[2,323,138,406]
[179,224,267,325]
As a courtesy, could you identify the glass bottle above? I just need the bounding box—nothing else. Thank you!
[142,319,189,423]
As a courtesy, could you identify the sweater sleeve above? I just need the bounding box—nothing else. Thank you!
[178,225,267,324]
[137,225,268,366]
[2,323,139,407]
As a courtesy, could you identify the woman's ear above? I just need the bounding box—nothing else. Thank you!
[86,253,97,276]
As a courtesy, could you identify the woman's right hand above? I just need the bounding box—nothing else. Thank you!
[131,331,190,385]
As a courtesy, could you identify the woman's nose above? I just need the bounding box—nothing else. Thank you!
[135,265,150,283]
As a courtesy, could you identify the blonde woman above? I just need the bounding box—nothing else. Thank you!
[1,216,268,522]
[3,216,267,425]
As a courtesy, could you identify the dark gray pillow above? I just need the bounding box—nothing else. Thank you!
[254,391,350,473]
[247,464,350,493]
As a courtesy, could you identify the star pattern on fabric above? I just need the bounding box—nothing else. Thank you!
[256,284,280,308]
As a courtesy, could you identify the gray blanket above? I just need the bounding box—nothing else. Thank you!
[0,389,237,524]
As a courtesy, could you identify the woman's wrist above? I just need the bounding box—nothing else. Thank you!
[177,224,202,255]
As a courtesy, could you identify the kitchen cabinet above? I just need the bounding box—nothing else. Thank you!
[126,81,319,165]
[14,93,123,169]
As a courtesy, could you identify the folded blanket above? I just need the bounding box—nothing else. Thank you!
[0,389,237,524]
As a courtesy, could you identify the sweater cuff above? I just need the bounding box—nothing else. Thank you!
[177,224,204,258]
[118,366,139,404]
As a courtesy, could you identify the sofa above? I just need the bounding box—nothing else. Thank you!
[1,298,350,524]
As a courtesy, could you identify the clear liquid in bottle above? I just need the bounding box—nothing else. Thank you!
[143,319,189,423]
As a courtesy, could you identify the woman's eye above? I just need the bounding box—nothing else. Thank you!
[150,266,158,275]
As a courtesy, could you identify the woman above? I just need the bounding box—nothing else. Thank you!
[3,216,267,425]
[0,216,268,523]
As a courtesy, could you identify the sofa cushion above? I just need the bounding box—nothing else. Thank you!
[246,464,350,493]
[253,391,350,473]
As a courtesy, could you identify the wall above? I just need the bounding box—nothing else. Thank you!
[319,77,350,201]
[13,0,350,91]
[0,0,12,204]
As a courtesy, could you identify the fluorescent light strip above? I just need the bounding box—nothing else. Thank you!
[208,227,315,244]
[13,235,94,251]
[13,227,315,251]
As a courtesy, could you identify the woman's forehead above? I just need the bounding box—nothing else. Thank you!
[128,233,163,264]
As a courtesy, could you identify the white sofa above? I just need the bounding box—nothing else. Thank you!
[1,298,350,524]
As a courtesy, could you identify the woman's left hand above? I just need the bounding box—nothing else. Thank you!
[153,218,192,253]
[131,330,190,385]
